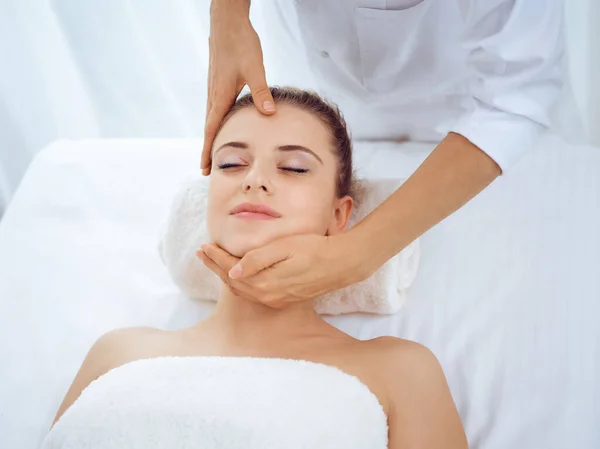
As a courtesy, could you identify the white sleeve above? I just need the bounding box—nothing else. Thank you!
[449,0,565,174]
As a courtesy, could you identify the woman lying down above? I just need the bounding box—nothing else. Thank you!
[42,87,468,449]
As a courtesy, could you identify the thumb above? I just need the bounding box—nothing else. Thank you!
[230,242,290,279]
[246,67,275,115]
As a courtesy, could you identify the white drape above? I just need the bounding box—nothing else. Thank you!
[0,0,598,217]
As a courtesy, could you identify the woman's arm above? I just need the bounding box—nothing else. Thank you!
[382,339,468,449]
[351,132,501,277]
[354,0,564,275]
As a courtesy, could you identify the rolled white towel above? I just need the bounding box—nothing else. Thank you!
[158,175,420,315]
[41,356,388,449]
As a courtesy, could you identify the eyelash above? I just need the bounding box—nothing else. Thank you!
[217,163,309,174]
[217,163,242,170]
[282,167,309,174]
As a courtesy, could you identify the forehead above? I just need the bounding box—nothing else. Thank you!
[213,104,334,155]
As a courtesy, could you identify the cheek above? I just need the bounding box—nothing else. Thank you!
[206,178,234,240]
[286,183,336,232]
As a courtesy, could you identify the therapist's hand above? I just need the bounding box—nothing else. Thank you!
[202,0,276,176]
[197,233,370,308]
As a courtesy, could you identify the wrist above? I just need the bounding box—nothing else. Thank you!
[336,229,374,284]
[210,0,250,20]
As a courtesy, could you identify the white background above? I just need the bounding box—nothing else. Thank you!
[0,0,598,217]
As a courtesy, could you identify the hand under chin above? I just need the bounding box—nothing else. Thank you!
[215,236,275,259]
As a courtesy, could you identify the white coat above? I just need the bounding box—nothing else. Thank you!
[275,0,565,174]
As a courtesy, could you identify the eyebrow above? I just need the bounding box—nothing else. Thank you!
[214,141,323,164]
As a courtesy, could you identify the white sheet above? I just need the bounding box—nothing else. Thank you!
[0,135,599,448]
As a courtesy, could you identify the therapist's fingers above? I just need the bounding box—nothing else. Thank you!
[202,13,271,175]
[229,241,290,280]
[202,94,237,175]
[202,35,240,175]
[205,35,214,118]
[202,14,273,175]
[197,250,257,303]
[197,250,240,290]
[200,244,240,276]
[244,31,275,116]
[197,250,226,282]
[247,70,275,115]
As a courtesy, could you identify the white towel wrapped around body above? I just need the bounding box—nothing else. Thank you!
[158,175,420,315]
[41,356,388,449]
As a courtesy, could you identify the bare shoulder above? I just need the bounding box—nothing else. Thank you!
[368,335,443,377]
[367,335,452,405]
[89,326,166,369]
[48,326,164,429]
[366,336,468,449]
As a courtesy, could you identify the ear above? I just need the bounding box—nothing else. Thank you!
[326,195,353,236]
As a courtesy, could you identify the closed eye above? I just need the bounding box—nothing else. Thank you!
[217,163,308,173]
[217,163,245,170]
[280,167,309,174]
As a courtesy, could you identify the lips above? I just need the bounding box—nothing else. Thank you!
[229,202,282,220]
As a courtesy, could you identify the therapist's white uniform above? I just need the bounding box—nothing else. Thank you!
[275,0,564,174]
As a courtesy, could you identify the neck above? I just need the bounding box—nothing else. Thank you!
[202,284,329,345]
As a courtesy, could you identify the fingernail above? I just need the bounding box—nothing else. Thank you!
[263,101,275,112]
[200,244,207,252]
[229,264,242,279]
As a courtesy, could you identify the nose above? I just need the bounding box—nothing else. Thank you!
[242,165,273,194]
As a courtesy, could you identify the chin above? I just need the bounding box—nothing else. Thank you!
[216,234,277,258]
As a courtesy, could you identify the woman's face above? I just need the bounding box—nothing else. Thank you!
[207,103,353,257]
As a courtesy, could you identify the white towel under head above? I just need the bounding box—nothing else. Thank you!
[158,175,420,315]
[41,356,389,449]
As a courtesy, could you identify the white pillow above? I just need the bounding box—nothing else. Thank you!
[158,175,420,315]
